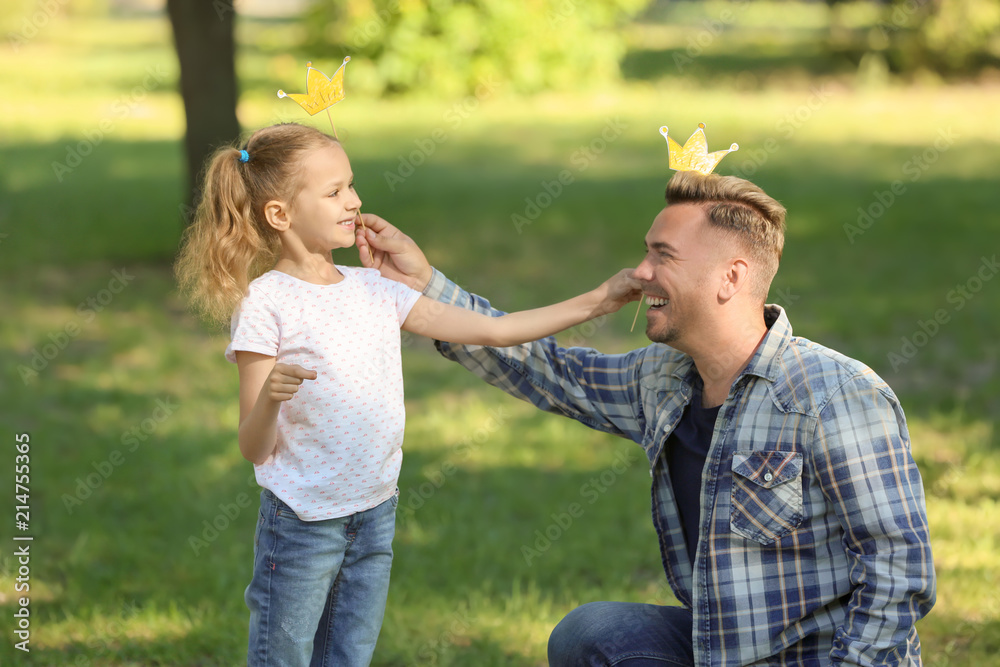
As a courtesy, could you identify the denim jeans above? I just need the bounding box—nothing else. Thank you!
[246,488,397,667]
[548,601,694,666]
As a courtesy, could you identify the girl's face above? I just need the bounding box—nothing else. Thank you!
[285,144,362,252]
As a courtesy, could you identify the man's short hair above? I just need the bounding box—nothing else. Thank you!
[666,171,786,302]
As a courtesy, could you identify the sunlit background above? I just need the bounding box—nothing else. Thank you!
[1,0,998,664]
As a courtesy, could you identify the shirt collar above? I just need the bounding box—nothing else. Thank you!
[739,304,791,383]
[665,304,792,387]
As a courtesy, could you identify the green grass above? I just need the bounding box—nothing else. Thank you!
[1,8,999,666]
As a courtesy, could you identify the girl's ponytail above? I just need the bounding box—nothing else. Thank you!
[175,123,338,326]
[175,145,278,326]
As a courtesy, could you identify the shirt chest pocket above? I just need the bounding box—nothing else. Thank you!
[729,450,804,545]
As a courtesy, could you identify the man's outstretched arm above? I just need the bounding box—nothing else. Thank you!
[356,215,651,442]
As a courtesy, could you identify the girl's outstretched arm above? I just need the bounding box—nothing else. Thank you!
[235,351,317,464]
[402,269,641,347]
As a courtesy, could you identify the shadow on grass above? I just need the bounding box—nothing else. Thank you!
[4,388,659,664]
[0,255,994,664]
[0,262,654,664]
[919,603,1000,664]
[1,133,997,421]
[621,45,853,83]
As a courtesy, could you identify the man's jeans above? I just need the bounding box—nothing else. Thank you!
[245,488,397,667]
[548,601,694,666]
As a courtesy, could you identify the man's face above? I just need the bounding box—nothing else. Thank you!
[633,203,726,347]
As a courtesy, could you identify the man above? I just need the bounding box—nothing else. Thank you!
[355,171,935,666]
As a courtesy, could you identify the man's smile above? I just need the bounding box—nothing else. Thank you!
[644,294,670,309]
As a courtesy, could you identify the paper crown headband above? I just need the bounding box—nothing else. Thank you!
[660,123,738,175]
[278,57,351,118]
[276,57,375,261]
[628,123,740,333]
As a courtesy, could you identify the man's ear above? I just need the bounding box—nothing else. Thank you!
[718,257,750,302]
[264,200,291,232]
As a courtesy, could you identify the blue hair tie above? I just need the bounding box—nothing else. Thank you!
[239,149,250,163]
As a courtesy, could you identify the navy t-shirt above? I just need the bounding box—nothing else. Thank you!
[666,384,721,566]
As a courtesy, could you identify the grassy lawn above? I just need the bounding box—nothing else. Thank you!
[1,6,998,665]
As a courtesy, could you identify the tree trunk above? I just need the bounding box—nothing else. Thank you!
[166,0,241,221]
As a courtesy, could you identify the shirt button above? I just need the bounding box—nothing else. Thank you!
[764,472,773,482]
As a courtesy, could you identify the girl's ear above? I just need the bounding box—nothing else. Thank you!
[264,200,291,231]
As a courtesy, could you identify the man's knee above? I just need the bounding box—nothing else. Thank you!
[548,602,618,666]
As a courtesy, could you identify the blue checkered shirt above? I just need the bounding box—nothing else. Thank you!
[424,269,935,666]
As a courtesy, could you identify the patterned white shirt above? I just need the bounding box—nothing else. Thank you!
[226,267,421,520]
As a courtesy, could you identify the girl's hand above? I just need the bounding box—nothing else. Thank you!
[596,269,642,315]
[265,364,318,402]
[403,268,645,348]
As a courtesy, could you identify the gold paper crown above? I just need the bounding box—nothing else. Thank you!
[660,123,738,175]
[277,57,351,116]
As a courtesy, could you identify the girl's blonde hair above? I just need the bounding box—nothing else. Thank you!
[175,123,339,326]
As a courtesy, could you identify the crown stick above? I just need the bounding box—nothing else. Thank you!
[326,107,339,140]
[278,58,370,259]
[630,298,643,333]
[357,209,374,264]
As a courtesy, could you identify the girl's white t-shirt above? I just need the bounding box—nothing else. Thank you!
[225,267,422,520]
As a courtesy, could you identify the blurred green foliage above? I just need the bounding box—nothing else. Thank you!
[302,0,653,96]
[845,0,1000,75]
[909,0,1000,71]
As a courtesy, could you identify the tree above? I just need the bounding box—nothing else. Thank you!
[166,0,241,219]
[304,0,653,97]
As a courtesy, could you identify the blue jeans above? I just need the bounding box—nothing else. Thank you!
[548,601,694,666]
[246,489,397,667]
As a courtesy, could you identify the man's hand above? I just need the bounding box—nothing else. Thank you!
[356,214,434,292]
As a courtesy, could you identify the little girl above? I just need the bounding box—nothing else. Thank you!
[175,122,636,667]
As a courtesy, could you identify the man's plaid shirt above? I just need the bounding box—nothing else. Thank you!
[424,269,935,666]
